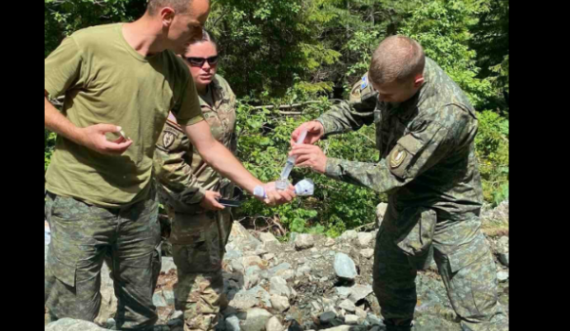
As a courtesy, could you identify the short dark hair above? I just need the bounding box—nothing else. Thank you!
[146,0,192,16]
[369,35,425,85]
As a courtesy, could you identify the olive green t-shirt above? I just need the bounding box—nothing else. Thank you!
[45,23,204,208]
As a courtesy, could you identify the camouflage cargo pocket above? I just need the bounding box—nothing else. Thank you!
[46,194,92,287]
[395,207,437,270]
[170,212,214,245]
[447,230,489,273]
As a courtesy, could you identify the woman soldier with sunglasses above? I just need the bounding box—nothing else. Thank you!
[153,30,239,331]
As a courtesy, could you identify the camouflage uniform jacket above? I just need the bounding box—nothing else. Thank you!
[316,58,484,221]
[154,74,238,213]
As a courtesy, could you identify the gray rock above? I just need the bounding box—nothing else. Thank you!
[231,260,245,272]
[275,269,295,281]
[263,253,276,261]
[319,326,351,331]
[161,256,177,274]
[319,311,337,324]
[270,276,291,298]
[497,271,509,282]
[243,256,265,268]
[93,261,118,325]
[360,249,374,259]
[497,236,509,254]
[338,299,356,313]
[259,270,270,280]
[296,265,312,277]
[357,232,375,247]
[163,290,175,305]
[483,201,509,223]
[325,238,336,247]
[311,300,322,312]
[269,263,292,277]
[225,250,243,261]
[246,265,263,276]
[255,247,270,256]
[290,287,298,299]
[245,265,263,289]
[229,290,260,311]
[241,308,273,331]
[266,316,284,331]
[265,241,282,253]
[104,318,116,329]
[335,286,352,298]
[295,234,315,250]
[270,295,290,313]
[355,307,367,321]
[366,313,383,326]
[46,318,108,331]
[229,222,263,250]
[339,230,358,242]
[259,232,280,245]
[226,315,241,331]
[334,253,357,280]
[153,292,167,308]
[349,284,373,303]
[247,285,273,308]
[344,314,359,325]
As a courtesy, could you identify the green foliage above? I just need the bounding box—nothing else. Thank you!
[233,99,380,237]
[475,110,509,205]
[45,0,146,56]
[45,130,58,171]
[470,0,509,113]
[399,0,495,109]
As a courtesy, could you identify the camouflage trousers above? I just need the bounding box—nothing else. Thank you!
[373,202,508,331]
[45,190,161,330]
[168,207,233,331]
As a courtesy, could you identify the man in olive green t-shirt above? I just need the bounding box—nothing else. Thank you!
[44,0,295,329]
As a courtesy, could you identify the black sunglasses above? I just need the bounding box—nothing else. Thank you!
[184,56,219,67]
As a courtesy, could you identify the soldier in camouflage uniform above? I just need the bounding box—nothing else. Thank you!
[153,31,237,331]
[290,36,507,331]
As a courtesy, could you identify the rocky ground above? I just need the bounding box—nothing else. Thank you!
[45,201,509,331]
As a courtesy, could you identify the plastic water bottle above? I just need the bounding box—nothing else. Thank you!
[276,129,307,190]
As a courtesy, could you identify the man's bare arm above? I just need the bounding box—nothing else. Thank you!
[183,120,295,204]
